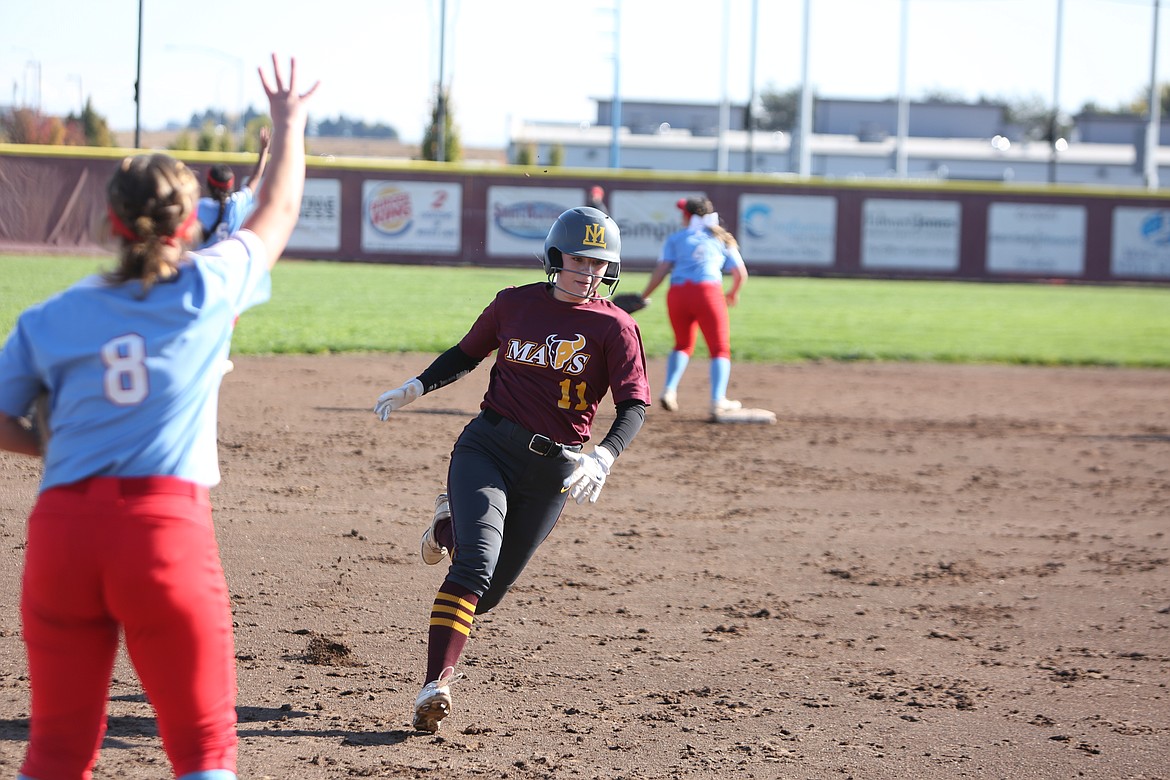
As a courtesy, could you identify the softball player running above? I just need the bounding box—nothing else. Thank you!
[0,56,317,780]
[640,196,748,418]
[374,206,651,734]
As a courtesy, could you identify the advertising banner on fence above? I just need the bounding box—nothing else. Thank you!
[861,199,961,271]
[361,181,462,254]
[486,186,586,258]
[609,190,700,262]
[288,178,341,252]
[736,194,837,266]
[987,203,1086,276]
[1111,207,1170,279]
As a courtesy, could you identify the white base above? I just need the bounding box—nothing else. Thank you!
[711,407,777,424]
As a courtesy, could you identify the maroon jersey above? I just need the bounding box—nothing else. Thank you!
[459,283,650,445]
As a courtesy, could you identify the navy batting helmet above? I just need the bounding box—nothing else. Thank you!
[543,206,621,289]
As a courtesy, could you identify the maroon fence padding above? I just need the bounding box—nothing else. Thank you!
[3,147,1170,284]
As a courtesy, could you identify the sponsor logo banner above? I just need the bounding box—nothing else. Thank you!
[737,194,837,266]
[1111,207,1170,279]
[987,203,1086,275]
[361,181,462,254]
[862,199,960,271]
[486,187,584,256]
[288,178,341,252]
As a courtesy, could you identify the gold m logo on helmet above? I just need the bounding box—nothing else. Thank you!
[582,224,606,248]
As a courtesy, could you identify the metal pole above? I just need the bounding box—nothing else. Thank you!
[1049,0,1064,184]
[236,61,244,140]
[436,0,447,163]
[135,0,143,148]
[717,0,730,173]
[797,0,812,176]
[1145,0,1162,190]
[69,74,83,116]
[610,0,622,169]
[746,0,759,173]
[895,0,910,178]
[24,62,42,112]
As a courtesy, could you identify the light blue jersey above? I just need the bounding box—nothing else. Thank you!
[197,188,257,249]
[0,231,270,491]
[658,224,745,285]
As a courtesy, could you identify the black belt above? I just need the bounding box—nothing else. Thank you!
[480,408,582,458]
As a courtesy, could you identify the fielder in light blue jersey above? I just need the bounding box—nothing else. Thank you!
[5,235,270,491]
[0,55,318,780]
[197,126,271,249]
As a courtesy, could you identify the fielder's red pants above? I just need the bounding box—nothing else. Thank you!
[20,477,237,780]
[666,280,731,359]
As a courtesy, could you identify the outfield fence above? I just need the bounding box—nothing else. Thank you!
[3,143,1170,284]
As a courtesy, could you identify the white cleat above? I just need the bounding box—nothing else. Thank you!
[413,670,461,733]
[420,493,450,565]
[710,397,743,417]
[659,389,678,412]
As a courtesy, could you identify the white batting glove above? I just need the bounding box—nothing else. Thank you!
[374,378,423,421]
[562,445,615,505]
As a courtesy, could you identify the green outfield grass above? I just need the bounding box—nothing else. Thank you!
[2,254,1169,367]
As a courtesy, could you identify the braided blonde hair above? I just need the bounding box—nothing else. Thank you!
[104,154,200,294]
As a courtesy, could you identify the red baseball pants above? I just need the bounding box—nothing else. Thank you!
[20,477,237,779]
[666,280,731,359]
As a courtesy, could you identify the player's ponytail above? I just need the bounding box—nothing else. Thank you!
[681,196,738,250]
[105,154,200,295]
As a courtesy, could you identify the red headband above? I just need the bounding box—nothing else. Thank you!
[107,205,139,241]
[108,205,198,247]
[208,173,235,191]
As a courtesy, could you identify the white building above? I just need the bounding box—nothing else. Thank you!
[509,98,1169,188]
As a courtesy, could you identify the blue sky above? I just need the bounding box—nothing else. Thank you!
[2,0,1165,147]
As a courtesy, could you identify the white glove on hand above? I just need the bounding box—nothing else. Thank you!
[562,446,616,505]
[374,378,423,421]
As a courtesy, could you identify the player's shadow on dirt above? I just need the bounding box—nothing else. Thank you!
[0,715,160,746]
[236,726,414,745]
[0,706,411,748]
[237,706,412,745]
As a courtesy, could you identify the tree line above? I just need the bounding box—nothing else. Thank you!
[6,84,1170,159]
[0,94,461,162]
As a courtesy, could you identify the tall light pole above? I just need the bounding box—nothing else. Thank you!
[894,0,910,178]
[746,0,759,173]
[610,0,622,169]
[1145,0,1162,190]
[717,0,731,173]
[135,0,143,148]
[436,0,447,162]
[23,60,42,112]
[68,74,83,116]
[796,0,812,177]
[1049,0,1065,184]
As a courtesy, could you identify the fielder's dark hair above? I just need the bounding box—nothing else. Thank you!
[679,196,738,249]
[206,164,235,200]
[105,154,199,294]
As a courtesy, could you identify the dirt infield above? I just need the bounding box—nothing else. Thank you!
[0,355,1167,779]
